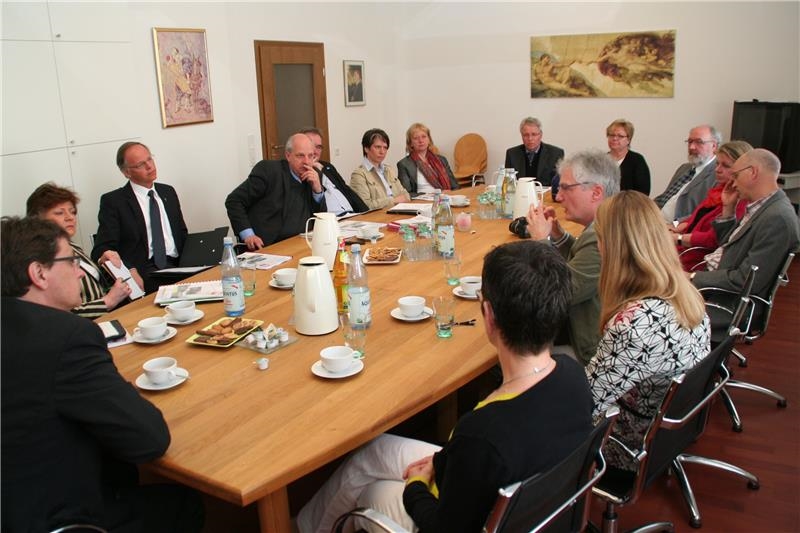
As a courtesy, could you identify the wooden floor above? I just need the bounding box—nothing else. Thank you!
[587,260,800,532]
[200,261,800,532]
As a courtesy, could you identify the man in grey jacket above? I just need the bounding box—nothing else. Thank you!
[692,148,800,297]
[655,124,721,222]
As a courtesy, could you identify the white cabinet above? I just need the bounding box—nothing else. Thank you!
[2,41,66,154]
[0,148,71,216]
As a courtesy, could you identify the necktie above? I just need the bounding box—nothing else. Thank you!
[654,167,696,208]
[148,190,167,269]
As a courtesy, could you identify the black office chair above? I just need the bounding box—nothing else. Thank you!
[49,526,108,533]
[590,332,759,531]
[700,252,795,431]
[331,407,620,533]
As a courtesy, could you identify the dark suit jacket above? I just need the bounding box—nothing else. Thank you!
[693,190,800,297]
[660,160,717,220]
[91,182,188,279]
[225,159,326,246]
[618,150,651,194]
[396,154,459,194]
[504,142,565,186]
[1,298,169,532]
[317,161,369,213]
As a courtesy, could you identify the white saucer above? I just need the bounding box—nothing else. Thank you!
[164,309,204,326]
[311,359,364,379]
[453,287,479,300]
[390,306,433,322]
[451,201,470,208]
[269,279,294,290]
[132,326,178,344]
[135,368,189,391]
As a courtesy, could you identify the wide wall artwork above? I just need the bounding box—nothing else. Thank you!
[531,30,675,98]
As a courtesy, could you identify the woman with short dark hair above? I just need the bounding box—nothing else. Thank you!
[350,129,411,209]
[26,182,139,317]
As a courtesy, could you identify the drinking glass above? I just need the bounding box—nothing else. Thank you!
[432,296,455,338]
[243,266,257,297]
[444,253,462,286]
[340,314,366,358]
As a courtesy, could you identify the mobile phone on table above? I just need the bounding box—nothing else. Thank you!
[98,320,126,342]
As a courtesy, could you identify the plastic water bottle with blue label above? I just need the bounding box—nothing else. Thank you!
[221,236,245,316]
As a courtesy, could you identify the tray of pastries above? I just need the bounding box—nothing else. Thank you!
[186,316,264,348]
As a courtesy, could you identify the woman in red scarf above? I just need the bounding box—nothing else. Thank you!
[397,123,459,195]
[670,140,752,271]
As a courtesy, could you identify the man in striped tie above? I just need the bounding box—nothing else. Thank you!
[654,124,721,222]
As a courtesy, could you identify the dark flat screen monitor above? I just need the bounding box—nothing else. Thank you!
[731,101,800,173]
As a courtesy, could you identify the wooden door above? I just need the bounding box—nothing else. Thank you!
[254,41,329,161]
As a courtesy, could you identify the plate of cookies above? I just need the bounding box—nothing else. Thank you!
[363,247,402,264]
[186,316,264,348]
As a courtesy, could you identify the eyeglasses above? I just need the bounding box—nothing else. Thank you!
[606,134,628,139]
[559,181,594,192]
[730,165,753,179]
[51,254,81,267]
[685,139,715,146]
[126,156,154,170]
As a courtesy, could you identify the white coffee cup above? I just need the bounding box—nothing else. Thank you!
[137,316,168,340]
[273,268,297,286]
[143,356,178,385]
[449,194,467,205]
[459,276,482,296]
[320,346,355,373]
[358,227,380,240]
[398,296,426,318]
[166,300,196,322]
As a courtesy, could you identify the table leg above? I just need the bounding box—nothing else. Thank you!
[257,487,291,533]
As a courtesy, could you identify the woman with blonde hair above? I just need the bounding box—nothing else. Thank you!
[605,118,651,194]
[587,190,710,471]
[397,123,459,195]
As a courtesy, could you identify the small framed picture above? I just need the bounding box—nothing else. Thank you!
[344,60,365,107]
[153,27,214,127]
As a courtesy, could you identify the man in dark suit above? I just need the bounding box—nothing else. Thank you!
[1,216,203,533]
[91,142,188,294]
[692,148,800,297]
[504,117,565,187]
[226,133,326,250]
[300,127,369,215]
[654,124,720,222]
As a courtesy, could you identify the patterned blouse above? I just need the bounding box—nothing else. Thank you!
[72,243,111,319]
[586,298,710,471]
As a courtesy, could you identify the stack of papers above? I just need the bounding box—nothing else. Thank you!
[237,252,292,270]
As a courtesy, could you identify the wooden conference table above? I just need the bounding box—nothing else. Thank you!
[103,188,581,533]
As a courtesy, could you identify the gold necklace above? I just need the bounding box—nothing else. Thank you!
[500,358,554,389]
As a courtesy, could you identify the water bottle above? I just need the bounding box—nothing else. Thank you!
[436,197,455,258]
[347,244,371,329]
[221,236,245,316]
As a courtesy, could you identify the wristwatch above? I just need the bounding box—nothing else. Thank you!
[677,234,684,246]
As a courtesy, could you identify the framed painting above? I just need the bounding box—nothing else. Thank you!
[153,27,214,127]
[344,60,365,107]
[530,30,676,98]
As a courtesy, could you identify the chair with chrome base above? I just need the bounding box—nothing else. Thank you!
[452,133,488,188]
[590,331,759,531]
[700,252,795,431]
[331,407,620,533]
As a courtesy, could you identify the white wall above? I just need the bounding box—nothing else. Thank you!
[3,1,798,250]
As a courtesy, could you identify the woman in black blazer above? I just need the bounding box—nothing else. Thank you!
[606,119,651,194]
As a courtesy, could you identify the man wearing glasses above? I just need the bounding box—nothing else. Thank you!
[691,148,800,297]
[504,117,565,187]
[523,150,620,366]
[1,216,203,532]
[92,142,188,294]
[654,124,721,222]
